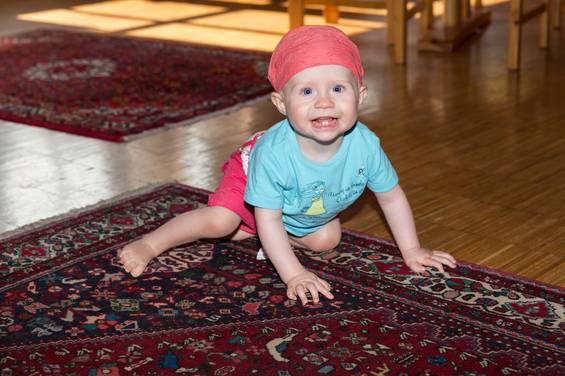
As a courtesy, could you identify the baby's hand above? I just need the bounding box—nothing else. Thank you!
[402,247,457,275]
[285,269,334,305]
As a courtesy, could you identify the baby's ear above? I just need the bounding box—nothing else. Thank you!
[271,92,287,115]
[358,85,368,106]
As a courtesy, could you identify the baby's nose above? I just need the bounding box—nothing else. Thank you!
[314,94,334,108]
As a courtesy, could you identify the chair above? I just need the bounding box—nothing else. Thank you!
[287,0,433,65]
[551,0,563,28]
[507,0,554,70]
[387,0,434,64]
[418,0,491,53]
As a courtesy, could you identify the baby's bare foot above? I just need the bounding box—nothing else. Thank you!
[118,238,160,277]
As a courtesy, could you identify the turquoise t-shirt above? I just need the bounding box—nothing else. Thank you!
[244,119,398,236]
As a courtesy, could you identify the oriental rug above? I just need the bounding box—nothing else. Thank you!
[0,30,271,142]
[0,183,563,375]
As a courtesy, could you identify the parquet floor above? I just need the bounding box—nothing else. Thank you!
[1,0,563,285]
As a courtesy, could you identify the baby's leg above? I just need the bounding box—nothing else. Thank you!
[289,217,342,252]
[119,206,244,277]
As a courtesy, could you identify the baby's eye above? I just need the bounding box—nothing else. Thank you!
[333,85,345,93]
[301,87,313,95]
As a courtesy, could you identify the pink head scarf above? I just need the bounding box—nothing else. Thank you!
[268,25,364,92]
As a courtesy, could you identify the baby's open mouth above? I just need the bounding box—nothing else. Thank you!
[312,117,338,128]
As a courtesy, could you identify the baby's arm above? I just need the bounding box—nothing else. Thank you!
[254,207,333,305]
[374,185,457,274]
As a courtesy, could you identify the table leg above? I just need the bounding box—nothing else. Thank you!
[507,0,523,70]
[288,0,305,29]
[539,0,549,47]
[444,0,462,27]
[552,0,561,28]
[420,0,491,52]
[324,0,340,23]
[391,0,407,64]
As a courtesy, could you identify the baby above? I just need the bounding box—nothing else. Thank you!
[119,25,457,305]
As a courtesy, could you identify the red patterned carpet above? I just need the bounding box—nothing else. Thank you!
[0,30,271,142]
[0,183,563,375]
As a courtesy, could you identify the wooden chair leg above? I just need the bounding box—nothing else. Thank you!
[288,0,305,29]
[507,0,523,70]
[420,0,435,34]
[386,0,395,45]
[324,0,340,23]
[391,0,408,64]
[540,0,549,48]
[444,0,462,27]
[551,0,561,28]
[389,0,431,64]
[462,0,471,22]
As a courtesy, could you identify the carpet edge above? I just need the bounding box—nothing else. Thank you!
[0,181,184,242]
[122,93,272,142]
[2,182,563,291]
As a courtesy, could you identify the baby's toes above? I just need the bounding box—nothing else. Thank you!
[122,258,137,272]
[118,245,132,257]
[121,250,138,264]
[122,258,146,277]
[121,262,130,273]
[130,265,145,278]
[118,248,131,262]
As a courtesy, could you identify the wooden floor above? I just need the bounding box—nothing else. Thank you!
[1,0,564,286]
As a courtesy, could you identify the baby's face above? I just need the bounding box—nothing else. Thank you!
[271,64,367,149]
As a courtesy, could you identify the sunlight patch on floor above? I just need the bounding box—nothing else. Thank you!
[209,0,273,5]
[73,0,227,22]
[482,0,509,6]
[127,23,284,51]
[17,0,387,51]
[126,6,380,52]
[189,9,380,35]
[338,5,387,16]
[17,9,152,32]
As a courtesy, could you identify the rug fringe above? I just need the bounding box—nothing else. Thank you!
[0,181,183,242]
[123,93,272,142]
